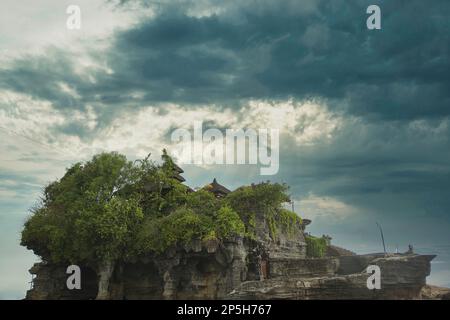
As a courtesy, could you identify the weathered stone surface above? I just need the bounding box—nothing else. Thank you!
[26,238,250,300]
[254,212,306,260]
[26,262,97,300]
[270,258,338,278]
[228,254,436,300]
[420,285,450,300]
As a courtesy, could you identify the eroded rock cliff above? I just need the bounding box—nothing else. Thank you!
[26,236,438,300]
[229,254,436,299]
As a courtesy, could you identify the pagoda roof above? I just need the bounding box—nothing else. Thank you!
[204,178,231,196]
[172,172,186,182]
[173,163,184,173]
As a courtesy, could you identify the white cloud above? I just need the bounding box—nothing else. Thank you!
[294,193,357,221]
[241,99,341,145]
[0,0,144,59]
[0,93,345,197]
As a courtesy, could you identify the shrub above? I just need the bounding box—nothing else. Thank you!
[225,182,291,238]
[215,205,245,239]
[305,235,328,258]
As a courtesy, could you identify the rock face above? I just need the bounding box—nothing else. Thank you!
[229,254,436,300]
[26,262,98,300]
[27,233,296,300]
[420,285,450,300]
[25,217,440,300]
[26,251,437,300]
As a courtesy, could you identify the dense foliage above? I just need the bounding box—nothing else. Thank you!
[305,235,328,258]
[22,152,300,264]
[21,153,145,264]
[224,183,300,240]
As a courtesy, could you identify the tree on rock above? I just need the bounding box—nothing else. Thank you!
[21,152,144,299]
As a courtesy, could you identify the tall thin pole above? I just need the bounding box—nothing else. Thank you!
[376,222,387,255]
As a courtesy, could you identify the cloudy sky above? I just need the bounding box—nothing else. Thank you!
[1,0,449,298]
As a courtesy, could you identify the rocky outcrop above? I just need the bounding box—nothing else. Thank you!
[25,212,441,300]
[27,237,252,300]
[253,211,306,260]
[228,254,436,300]
[420,285,450,300]
[26,248,438,300]
[26,262,98,300]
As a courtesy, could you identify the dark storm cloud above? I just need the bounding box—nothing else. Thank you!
[1,0,449,121]
[0,50,83,110]
[276,117,450,221]
[109,0,450,235]
[107,0,450,119]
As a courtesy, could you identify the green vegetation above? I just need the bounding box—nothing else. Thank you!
[278,209,303,236]
[224,183,301,240]
[135,205,245,254]
[305,235,328,258]
[21,151,301,299]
